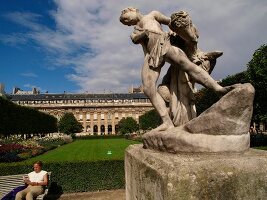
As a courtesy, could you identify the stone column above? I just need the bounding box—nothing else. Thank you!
[119,111,123,121]
[112,112,115,135]
[97,112,101,135]
[82,111,86,132]
[104,111,108,135]
[90,112,93,135]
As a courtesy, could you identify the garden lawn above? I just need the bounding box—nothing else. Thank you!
[254,146,267,151]
[23,138,140,163]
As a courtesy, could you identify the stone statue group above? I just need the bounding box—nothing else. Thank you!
[121,8,266,200]
[120,7,254,153]
[120,7,229,130]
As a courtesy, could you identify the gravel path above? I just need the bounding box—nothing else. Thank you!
[47,189,125,200]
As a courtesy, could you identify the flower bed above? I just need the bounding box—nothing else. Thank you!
[0,143,30,162]
[0,135,72,163]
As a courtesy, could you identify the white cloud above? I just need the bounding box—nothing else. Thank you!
[2,0,267,92]
[4,12,43,31]
[20,72,38,78]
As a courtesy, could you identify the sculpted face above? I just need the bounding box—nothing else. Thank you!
[120,8,139,26]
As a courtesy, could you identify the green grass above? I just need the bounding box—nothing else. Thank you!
[23,138,140,163]
[254,146,267,151]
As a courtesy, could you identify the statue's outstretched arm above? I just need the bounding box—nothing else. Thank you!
[151,11,171,25]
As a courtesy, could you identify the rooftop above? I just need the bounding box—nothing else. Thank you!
[7,93,148,101]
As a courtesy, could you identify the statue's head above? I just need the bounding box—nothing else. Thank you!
[170,11,198,43]
[120,7,140,26]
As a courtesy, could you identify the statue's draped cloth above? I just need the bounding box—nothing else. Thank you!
[145,30,197,126]
[169,66,196,126]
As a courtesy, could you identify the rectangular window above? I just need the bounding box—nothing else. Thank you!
[115,113,119,119]
[94,113,97,120]
[101,113,105,120]
[86,114,90,120]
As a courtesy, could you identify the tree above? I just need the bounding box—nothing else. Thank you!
[246,44,267,121]
[195,71,248,115]
[58,113,83,135]
[195,44,267,121]
[139,109,162,131]
[0,96,57,138]
[117,117,138,135]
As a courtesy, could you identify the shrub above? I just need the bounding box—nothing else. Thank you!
[117,117,138,135]
[250,134,267,147]
[58,113,83,135]
[0,160,125,194]
[0,97,57,137]
[139,109,162,131]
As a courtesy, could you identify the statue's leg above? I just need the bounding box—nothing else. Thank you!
[142,55,174,131]
[166,47,228,94]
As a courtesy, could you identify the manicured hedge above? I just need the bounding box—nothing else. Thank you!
[0,97,57,137]
[0,160,125,194]
[250,134,267,147]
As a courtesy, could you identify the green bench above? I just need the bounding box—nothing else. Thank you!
[0,172,51,200]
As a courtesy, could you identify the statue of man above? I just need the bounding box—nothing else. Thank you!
[120,7,230,131]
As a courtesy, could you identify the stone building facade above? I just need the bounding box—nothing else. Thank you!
[8,92,153,135]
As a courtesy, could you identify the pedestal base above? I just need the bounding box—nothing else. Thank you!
[125,144,267,200]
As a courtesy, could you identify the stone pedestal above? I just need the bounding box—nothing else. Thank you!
[125,144,267,200]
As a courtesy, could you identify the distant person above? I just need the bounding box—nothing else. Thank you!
[249,126,257,135]
[15,161,48,200]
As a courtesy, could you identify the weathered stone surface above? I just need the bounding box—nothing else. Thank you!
[125,144,267,200]
[142,83,254,153]
[142,127,250,153]
[184,83,255,135]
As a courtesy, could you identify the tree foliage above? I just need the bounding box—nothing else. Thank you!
[220,71,248,86]
[195,71,248,115]
[117,117,138,135]
[139,109,162,130]
[0,97,57,137]
[58,112,83,135]
[246,44,267,121]
[195,44,267,121]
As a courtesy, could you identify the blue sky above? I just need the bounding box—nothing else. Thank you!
[0,0,78,93]
[0,0,266,94]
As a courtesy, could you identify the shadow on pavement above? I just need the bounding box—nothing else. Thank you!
[44,182,63,200]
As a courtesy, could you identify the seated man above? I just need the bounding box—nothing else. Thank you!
[15,161,48,200]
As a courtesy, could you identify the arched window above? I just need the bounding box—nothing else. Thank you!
[101,125,105,135]
[108,125,112,134]
[115,125,119,134]
[93,125,98,135]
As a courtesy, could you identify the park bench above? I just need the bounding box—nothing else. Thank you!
[0,172,51,200]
